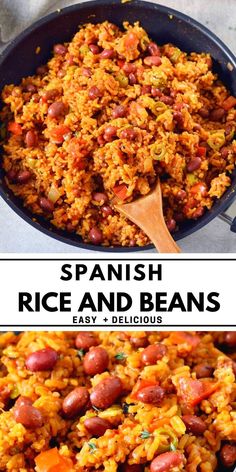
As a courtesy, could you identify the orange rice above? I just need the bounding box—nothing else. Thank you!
[1,21,236,247]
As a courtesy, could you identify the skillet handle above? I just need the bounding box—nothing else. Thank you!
[219,213,236,233]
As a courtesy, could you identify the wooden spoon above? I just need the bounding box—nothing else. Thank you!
[115,179,181,253]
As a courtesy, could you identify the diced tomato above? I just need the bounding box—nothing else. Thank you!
[113,183,128,201]
[131,379,158,400]
[190,182,208,197]
[117,59,125,69]
[35,448,74,472]
[8,121,22,135]
[222,95,236,111]
[169,332,200,349]
[124,32,139,50]
[177,377,218,407]
[196,146,206,158]
[50,125,71,144]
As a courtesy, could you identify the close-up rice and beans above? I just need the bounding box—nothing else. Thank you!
[0,330,235,471]
[1,21,236,247]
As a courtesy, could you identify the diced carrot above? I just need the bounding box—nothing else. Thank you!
[50,125,71,144]
[113,183,128,200]
[149,417,170,432]
[196,146,206,157]
[7,121,22,135]
[222,96,236,111]
[177,378,218,407]
[169,332,200,349]
[117,59,125,68]
[131,379,158,400]
[35,448,74,472]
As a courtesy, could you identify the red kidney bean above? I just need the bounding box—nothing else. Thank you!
[141,85,151,94]
[89,227,103,245]
[89,44,100,55]
[104,125,117,142]
[122,464,143,472]
[83,347,109,375]
[233,362,236,376]
[151,87,162,98]
[210,108,226,121]
[182,415,206,435]
[128,73,137,85]
[14,404,43,429]
[220,444,236,468]
[54,44,67,55]
[192,206,204,218]
[84,416,111,436]
[25,347,58,371]
[122,63,137,75]
[166,219,176,232]
[221,146,230,159]
[17,170,32,184]
[160,95,174,105]
[148,42,161,56]
[120,128,137,140]
[48,101,66,118]
[173,111,184,128]
[25,130,38,148]
[141,343,167,365]
[136,385,165,404]
[39,197,54,213]
[41,89,58,102]
[225,332,236,347]
[198,107,210,118]
[187,157,202,172]
[92,192,108,203]
[62,387,89,419]
[25,84,37,93]
[15,396,32,408]
[88,86,103,100]
[150,451,184,472]
[75,332,98,351]
[225,123,233,136]
[100,49,114,59]
[112,105,127,118]
[82,67,92,77]
[176,189,187,201]
[101,205,113,218]
[193,363,214,379]
[144,56,162,66]
[36,65,48,76]
[6,169,18,182]
[130,337,148,348]
[90,376,123,409]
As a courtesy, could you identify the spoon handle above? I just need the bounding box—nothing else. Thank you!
[140,211,181,253]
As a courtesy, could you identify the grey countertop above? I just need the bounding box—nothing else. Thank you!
[0,0,236,253]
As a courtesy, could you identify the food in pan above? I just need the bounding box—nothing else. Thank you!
[0,330,235,471]
[1,21,236,247]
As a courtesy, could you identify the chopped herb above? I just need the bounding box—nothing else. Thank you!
[77,349,85,359]
[88,442,97,453]
[170,442,176,451]
[122,402,129,414]
[140,430,151,440]
[115,352,127,361]
[92,405,101,412]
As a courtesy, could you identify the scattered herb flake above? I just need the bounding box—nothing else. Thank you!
[115,352,127,361]
[170,442,176,451]
[122,402,129,414]
[77,348,85,359]
[140,430,151,440]
[88,442,97,453]
[92,405,101,412]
